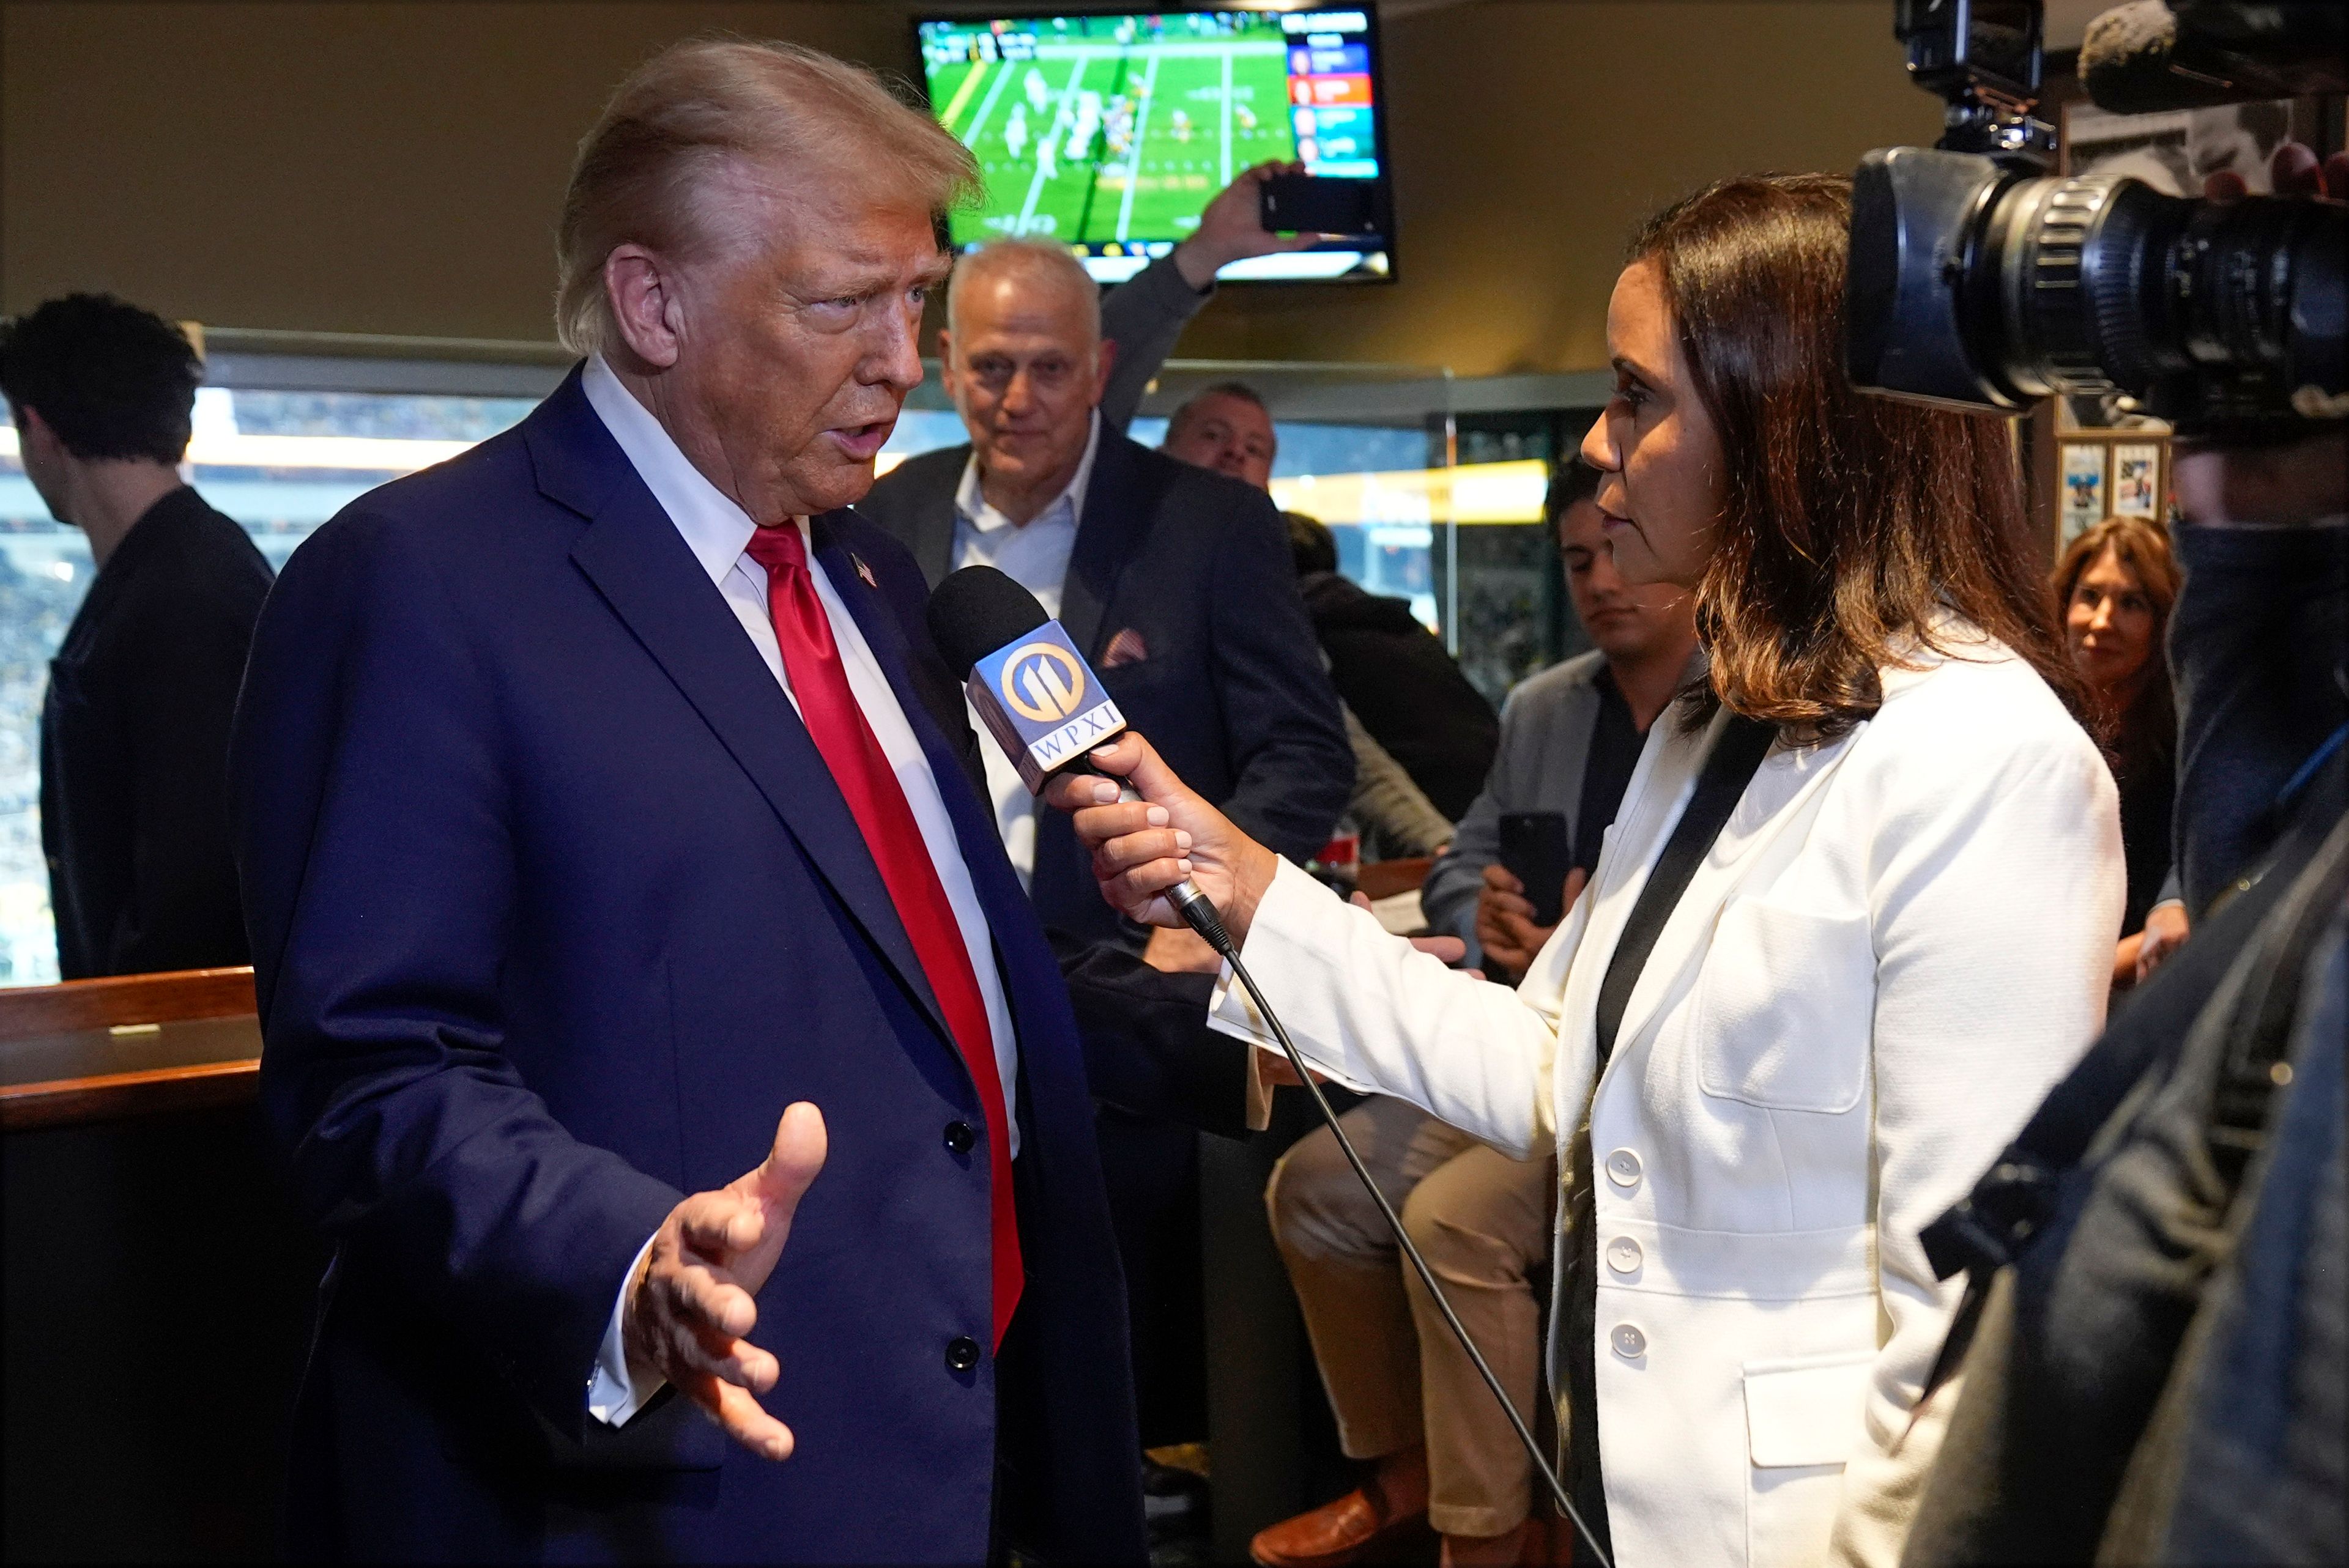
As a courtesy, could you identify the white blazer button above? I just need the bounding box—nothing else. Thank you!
[1610,1323,1647,1358]
[1605,1148,1642,1189]
[1606,1235,1642,1274]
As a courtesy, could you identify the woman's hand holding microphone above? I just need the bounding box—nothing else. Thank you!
[1044,733,1282,947]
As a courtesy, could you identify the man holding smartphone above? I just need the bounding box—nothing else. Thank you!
[1422,457,1702,980]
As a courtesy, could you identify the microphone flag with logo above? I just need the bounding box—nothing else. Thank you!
[928,566,1130,794]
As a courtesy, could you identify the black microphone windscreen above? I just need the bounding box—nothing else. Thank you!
[928,566,1050,678]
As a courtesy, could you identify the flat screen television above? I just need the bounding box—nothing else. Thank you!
[913,7,1395,284]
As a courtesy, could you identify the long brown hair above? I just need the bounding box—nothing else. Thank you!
[1627,174,2081,741]
[2053,514,2180,781]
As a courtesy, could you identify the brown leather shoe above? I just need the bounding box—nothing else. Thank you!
[1249,1482,1428,1568]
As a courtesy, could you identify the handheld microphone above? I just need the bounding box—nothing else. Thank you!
[926,566,1228,946]
[924,566,1611,1568]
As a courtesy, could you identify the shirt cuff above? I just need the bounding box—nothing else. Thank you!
[587,1232,662,1427]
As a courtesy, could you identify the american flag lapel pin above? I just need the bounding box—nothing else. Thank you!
[852,553,877,589]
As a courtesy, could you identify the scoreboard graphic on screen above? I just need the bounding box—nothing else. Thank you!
[915,7,1395,283]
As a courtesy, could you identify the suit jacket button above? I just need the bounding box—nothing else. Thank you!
[944,1121,976,1155]
[946,1335,982,1372]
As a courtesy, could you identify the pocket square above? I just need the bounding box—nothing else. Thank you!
[1100,627,1149,668]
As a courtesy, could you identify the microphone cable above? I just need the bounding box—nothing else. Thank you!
[1163,878,1616,1568]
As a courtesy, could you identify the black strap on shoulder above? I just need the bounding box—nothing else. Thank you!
[1594,715,1776,1067]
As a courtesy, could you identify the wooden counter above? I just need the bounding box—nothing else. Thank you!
[2,966,313,1562]
[0,967,260,1132]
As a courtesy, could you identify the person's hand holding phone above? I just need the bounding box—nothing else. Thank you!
[1475,864,1586,979]
[1172,160,1323,289]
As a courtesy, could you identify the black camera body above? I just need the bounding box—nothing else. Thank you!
[1847,0,2346,434]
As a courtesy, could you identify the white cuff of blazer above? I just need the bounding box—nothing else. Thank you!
[1207,857,1380,1097]
[588,1233,662,1427]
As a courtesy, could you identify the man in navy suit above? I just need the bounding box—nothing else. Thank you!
[854,243,1351,1449]
[233,40,1205,1563]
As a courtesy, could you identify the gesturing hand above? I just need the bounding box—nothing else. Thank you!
[623,1101,828,1461]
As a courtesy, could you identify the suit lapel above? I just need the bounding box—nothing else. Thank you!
[1060,432,1156,657]
[535,390,952,1049]
[818,520,1064,1049]
[908,455,962,587]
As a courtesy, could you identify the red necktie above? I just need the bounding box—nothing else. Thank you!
[743,523,1022,1347]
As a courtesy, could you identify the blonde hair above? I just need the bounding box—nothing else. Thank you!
[555,37,981,355]
[946,238,1101,344]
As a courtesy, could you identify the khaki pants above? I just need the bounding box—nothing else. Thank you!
[1265,1096,1556,1539]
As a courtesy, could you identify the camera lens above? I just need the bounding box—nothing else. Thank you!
[1849,146,2345,427]
[1985,176,2343,421]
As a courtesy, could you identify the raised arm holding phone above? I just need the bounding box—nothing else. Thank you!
[1050,175,2123,1568]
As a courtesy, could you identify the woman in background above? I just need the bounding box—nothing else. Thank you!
[1053,175,2122,1568]
[2055,516,2189,985]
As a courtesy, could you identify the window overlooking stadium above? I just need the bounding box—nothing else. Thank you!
[0,383,540,985]
[0,350,1547,986]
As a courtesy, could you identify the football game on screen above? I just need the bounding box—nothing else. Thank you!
[917,8,1393,283]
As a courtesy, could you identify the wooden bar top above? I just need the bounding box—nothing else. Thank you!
[0,967,261,1131]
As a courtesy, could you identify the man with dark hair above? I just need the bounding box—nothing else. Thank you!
[1423,456,1701,974]
[1250,457,1699,1568]
[1161,381,1277,490]
[0,294,271,978]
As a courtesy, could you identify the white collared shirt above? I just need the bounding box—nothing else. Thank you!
[581,355,1019,1427]
[948,410,1102,883]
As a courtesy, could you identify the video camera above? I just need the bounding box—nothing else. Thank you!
[1845,0,2345,436]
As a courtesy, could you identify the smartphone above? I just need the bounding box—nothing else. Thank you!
[1497,812,1572,926]
[1258,173,1381,236]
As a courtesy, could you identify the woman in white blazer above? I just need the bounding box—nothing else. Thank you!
[1050,176,2124,1568]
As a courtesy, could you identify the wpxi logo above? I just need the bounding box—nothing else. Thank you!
[1000,642,1089,724]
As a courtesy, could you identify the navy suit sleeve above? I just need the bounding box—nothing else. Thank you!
[231,509,681,1438]
[1099,256,1209,434]
[1206,491,1354,862]
[1047,928,1253,1139]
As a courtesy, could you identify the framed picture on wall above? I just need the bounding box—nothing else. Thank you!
[2112,442,2163,519]
[2061,443,2109,543]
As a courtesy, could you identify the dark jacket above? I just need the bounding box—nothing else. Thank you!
[1904,518,2349,1567]
[1300,569,1497,822]
[232,369,1168,1562]
[42,486,271,978]
[856,430,1354,944]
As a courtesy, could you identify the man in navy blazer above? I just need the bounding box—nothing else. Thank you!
[853,242,1351,1449]
[232,42,1206,1563]
[855,245,1351,949]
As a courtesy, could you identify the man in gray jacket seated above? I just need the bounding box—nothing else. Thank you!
[1420,457,1703,978]
[1253,457,1699,1568]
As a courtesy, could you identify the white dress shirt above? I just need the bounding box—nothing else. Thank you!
[948,412,1101,885]
[580,355,1020,1426]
